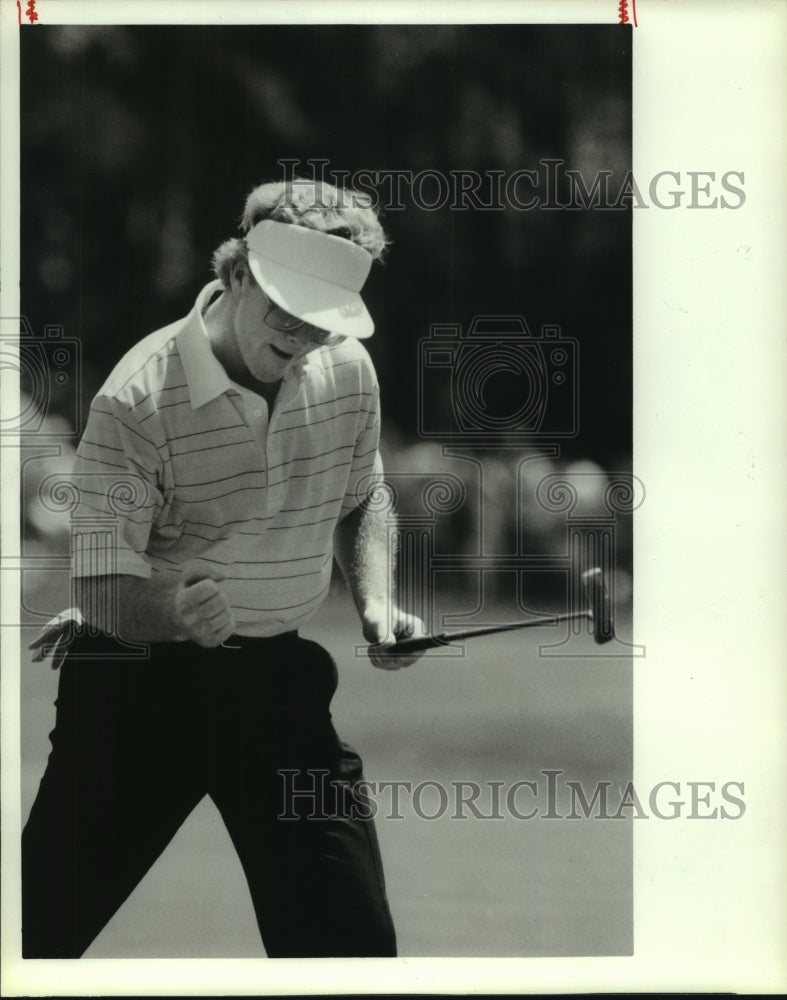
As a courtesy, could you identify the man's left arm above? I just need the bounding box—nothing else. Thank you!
[334,500,426,670]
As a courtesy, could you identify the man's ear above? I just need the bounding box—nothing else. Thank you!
[229,260,247,291]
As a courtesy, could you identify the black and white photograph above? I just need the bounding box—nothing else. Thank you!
[1,0,785,995]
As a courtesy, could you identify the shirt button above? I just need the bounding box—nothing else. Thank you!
[254,409,262,417]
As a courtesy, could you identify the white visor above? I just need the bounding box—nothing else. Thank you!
[245,219,375,338]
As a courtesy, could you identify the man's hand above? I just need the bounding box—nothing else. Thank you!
[29,607,84,669]
[174,564,236,647]
[362,600,427,670]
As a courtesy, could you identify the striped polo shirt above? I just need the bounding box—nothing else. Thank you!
[70,280,383,636]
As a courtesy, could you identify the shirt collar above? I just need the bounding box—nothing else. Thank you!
[177,280,325,410]
[177,281,236,409]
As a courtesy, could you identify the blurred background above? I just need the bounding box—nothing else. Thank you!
[18,23,634,958]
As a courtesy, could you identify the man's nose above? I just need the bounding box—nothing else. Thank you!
[285,326,312,348]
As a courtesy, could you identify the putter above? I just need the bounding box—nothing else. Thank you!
[389,566,615,654]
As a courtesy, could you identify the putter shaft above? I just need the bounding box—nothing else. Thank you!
[390,610,590,654]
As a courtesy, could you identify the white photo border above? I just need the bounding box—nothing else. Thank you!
[1,0,785,995]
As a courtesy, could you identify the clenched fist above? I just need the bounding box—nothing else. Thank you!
[361,598,427,671]
[174,563,236,647]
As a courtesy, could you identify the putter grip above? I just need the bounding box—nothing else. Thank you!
[389,633,446,653]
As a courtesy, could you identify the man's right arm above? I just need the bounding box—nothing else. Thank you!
[61,393,235,650]
[74,566,235,647]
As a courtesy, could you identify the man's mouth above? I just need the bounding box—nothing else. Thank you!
[270,345,294,361]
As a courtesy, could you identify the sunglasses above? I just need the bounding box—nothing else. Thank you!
[262,291,345,347]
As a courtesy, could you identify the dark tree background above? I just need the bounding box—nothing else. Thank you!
[21,24,631,468]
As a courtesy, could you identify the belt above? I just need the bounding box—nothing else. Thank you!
[219,631,299,651]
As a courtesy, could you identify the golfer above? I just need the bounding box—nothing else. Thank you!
[23,179,424,958]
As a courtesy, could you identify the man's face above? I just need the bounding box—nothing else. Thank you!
[231,270,318,384]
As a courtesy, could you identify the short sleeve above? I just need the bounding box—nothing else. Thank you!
[340,382,384,518]
[69,395,164,579]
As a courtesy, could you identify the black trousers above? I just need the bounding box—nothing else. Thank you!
[21,631,397,958]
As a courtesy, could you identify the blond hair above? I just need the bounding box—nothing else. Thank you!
[212,178,389,286]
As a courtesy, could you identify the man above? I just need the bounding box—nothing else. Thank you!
[23,179,425,958]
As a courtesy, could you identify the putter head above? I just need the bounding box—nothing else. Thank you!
[581,567,615,644]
